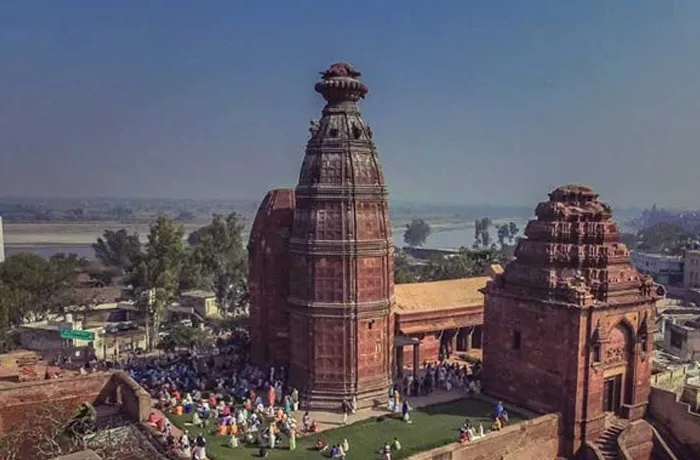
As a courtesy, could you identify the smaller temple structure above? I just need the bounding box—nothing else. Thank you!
[482,185,664,459]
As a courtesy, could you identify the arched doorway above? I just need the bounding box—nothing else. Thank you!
[603,321,635,414]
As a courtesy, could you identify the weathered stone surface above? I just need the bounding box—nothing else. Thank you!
[288,63,394,409]
[483,185,660,458]
[407,413,562,460]
[248,188,296,367]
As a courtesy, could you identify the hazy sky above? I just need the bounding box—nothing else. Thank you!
[1,1,699,208]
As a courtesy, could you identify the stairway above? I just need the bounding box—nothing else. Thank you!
[594,416,628,460]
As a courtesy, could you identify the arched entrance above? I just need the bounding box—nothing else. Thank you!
[603,321,635,414]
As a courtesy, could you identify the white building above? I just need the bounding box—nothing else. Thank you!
[0,216,4,263]
[630,251,684,286]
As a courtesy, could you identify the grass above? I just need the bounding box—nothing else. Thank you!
[168,397,524,459]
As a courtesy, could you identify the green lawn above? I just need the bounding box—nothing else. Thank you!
[168,398,524,459]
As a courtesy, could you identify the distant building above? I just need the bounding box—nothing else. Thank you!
[20,304,147,361]
[660,308,700,362]
[0,216,4,263]
[684,250,700,289]
[180,290,219,319]
[630,251,684,285]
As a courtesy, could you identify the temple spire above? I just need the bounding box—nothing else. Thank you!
[314,62,368,104]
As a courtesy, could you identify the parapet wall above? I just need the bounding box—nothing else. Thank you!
[651,365,693,392]
[407,413,561,460]
[0,371,151,435]
[648,386,700,456]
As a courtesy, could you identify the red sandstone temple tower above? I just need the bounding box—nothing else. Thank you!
[482,185,662,458]
[248,189,296,367]
[287,63,394,409]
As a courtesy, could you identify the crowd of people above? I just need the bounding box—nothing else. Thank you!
[399,360,482,398]
[58,329,498,459]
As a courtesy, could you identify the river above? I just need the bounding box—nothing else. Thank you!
[4,219,532,259]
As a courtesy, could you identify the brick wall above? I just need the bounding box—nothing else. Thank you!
[99,371,152,422]
[651,366,691,392]
[407,413,561,460]
[619,420,654,460]
[403,335,439,367]
[648,386,700,456]
[0,371,152,435]
[0,372,111,434]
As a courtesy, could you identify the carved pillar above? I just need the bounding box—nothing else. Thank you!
[396,346,404,378]
[412,343,420,379]
[466,327,474,351]
[449,330,458,356]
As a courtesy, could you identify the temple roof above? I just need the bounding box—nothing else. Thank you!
[394,276,491,314]
[491,184,660,307]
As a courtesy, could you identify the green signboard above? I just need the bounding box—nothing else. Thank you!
[60,329,95,341]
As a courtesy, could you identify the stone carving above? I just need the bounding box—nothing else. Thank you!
[498,185,662,306]
[605,346,626,365]
[320,62,361,79]
[309,119,320,138]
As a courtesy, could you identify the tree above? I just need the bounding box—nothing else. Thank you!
[421,247,507,282]
[92,229,142,274]
[620,232,638,250]
[403,219,431,247]
[637,222,694,255]
[131,216,187,350]
[0,252,81,322]
[158,324,212,351]
[189,213,248,316]
[474,217,492,248]
[497,224,510,247]
[395,252,419,284]
[507,222,520,243]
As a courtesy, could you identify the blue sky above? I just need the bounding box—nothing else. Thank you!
[0,1,699,208]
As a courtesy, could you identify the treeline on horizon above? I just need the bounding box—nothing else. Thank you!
[0,196,648,224]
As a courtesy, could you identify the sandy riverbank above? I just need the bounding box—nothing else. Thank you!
[3,222,207,245]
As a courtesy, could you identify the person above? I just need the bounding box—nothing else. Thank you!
[329,445,339,457]
[335,443,346,459]
[302,412,311,431]
[382,441,392,460]
[342,400,350,425]
[289,427,297,451]
[495,401,504,419]
[316,439,328,451]
[492,416,502,431]
[268,422,276,449]
[392,437,402,451]
[342,438,350,453]
[258,445,268,458]
[192,411,203,428]
[402,400,411,423]
[459,430,469,444]
[228,433,239,448]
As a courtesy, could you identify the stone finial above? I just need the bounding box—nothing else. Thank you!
[315,62,368,103]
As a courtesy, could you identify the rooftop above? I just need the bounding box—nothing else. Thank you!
[394,276,491,313]
[181,290,215,299]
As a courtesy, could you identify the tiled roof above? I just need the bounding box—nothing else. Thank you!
[394,276,490,313]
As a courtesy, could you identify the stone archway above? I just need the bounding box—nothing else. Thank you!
[603,321,635,413]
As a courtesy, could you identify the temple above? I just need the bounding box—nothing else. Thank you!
[482,185,664,458]
[249,63,395,409]
[248,189,296,368]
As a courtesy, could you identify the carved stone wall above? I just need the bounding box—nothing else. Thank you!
[288,63,394,409]
[483,185,659,458]
[248,189,296,367]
